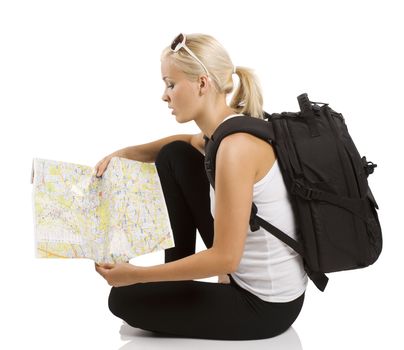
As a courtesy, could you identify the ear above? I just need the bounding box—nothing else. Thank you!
[198,75,210,96]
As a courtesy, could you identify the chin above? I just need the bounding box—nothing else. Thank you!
[175,114,192,124]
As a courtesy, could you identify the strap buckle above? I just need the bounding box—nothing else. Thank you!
[291,181,314,200]
[249,203,260,232]
[362,156,377,176]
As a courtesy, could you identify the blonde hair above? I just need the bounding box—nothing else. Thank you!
[161,34,264,118]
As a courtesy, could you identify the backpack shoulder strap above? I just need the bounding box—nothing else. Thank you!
[204,116,275,188]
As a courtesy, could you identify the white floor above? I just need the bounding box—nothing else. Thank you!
[2,254,402,350]
[118,323,302,350]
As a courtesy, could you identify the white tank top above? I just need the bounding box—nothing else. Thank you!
[209,115,308,302]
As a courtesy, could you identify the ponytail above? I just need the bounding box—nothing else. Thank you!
[229,66,264,118]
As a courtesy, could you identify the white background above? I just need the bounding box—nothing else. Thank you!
[1,0,403,349]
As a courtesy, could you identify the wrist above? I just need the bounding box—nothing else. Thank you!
[112,148,128,159]
[134,265,150,284]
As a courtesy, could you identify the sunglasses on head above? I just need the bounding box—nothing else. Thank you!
[170,33,210,76]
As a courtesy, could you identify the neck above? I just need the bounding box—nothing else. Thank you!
[194,101,238,138]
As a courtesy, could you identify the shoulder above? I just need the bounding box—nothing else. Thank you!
[218,132,274,162]
[217,132,276,182]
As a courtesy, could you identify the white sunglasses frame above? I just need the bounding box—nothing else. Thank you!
[170,33,210,76]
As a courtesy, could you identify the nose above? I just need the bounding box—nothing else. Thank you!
[162,91,170,103]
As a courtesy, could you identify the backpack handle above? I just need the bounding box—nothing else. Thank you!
[297,93,312,115]
[297,93,321,137]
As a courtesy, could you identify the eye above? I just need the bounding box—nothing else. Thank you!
[167,83,174,89]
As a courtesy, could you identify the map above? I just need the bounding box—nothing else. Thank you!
[32,157,174,263]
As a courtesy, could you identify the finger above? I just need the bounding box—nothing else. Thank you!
[96,163,106,178]
[95,264,104,277]
[98,263,115,269]
[94,157,107,175]
[91,167,99,178]
[95,263,105,273]
[96,169,103,178]
[97,159,111,178]
[94,157,105,170]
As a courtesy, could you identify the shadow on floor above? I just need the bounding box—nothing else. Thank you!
[118,322,303,350]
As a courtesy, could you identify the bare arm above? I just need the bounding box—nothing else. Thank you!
[95,132,205,176]
[118,133,202,163]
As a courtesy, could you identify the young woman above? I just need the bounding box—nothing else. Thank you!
[95,33,307,340]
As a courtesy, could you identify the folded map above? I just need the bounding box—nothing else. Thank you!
[32,157,174,263]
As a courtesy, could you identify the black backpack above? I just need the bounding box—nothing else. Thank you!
[204,93,382,291]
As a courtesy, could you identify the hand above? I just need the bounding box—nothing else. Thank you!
[94,152,121,178]
[95,262,140,287]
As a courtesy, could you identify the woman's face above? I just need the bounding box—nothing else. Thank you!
[161,58,202,123]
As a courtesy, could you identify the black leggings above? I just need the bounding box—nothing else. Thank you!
[108,141,304,340]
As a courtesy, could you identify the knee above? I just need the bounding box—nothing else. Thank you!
[155,140,195,169]
[108,285,152,329]
[108,287,123,318]
[108,286,138,319]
